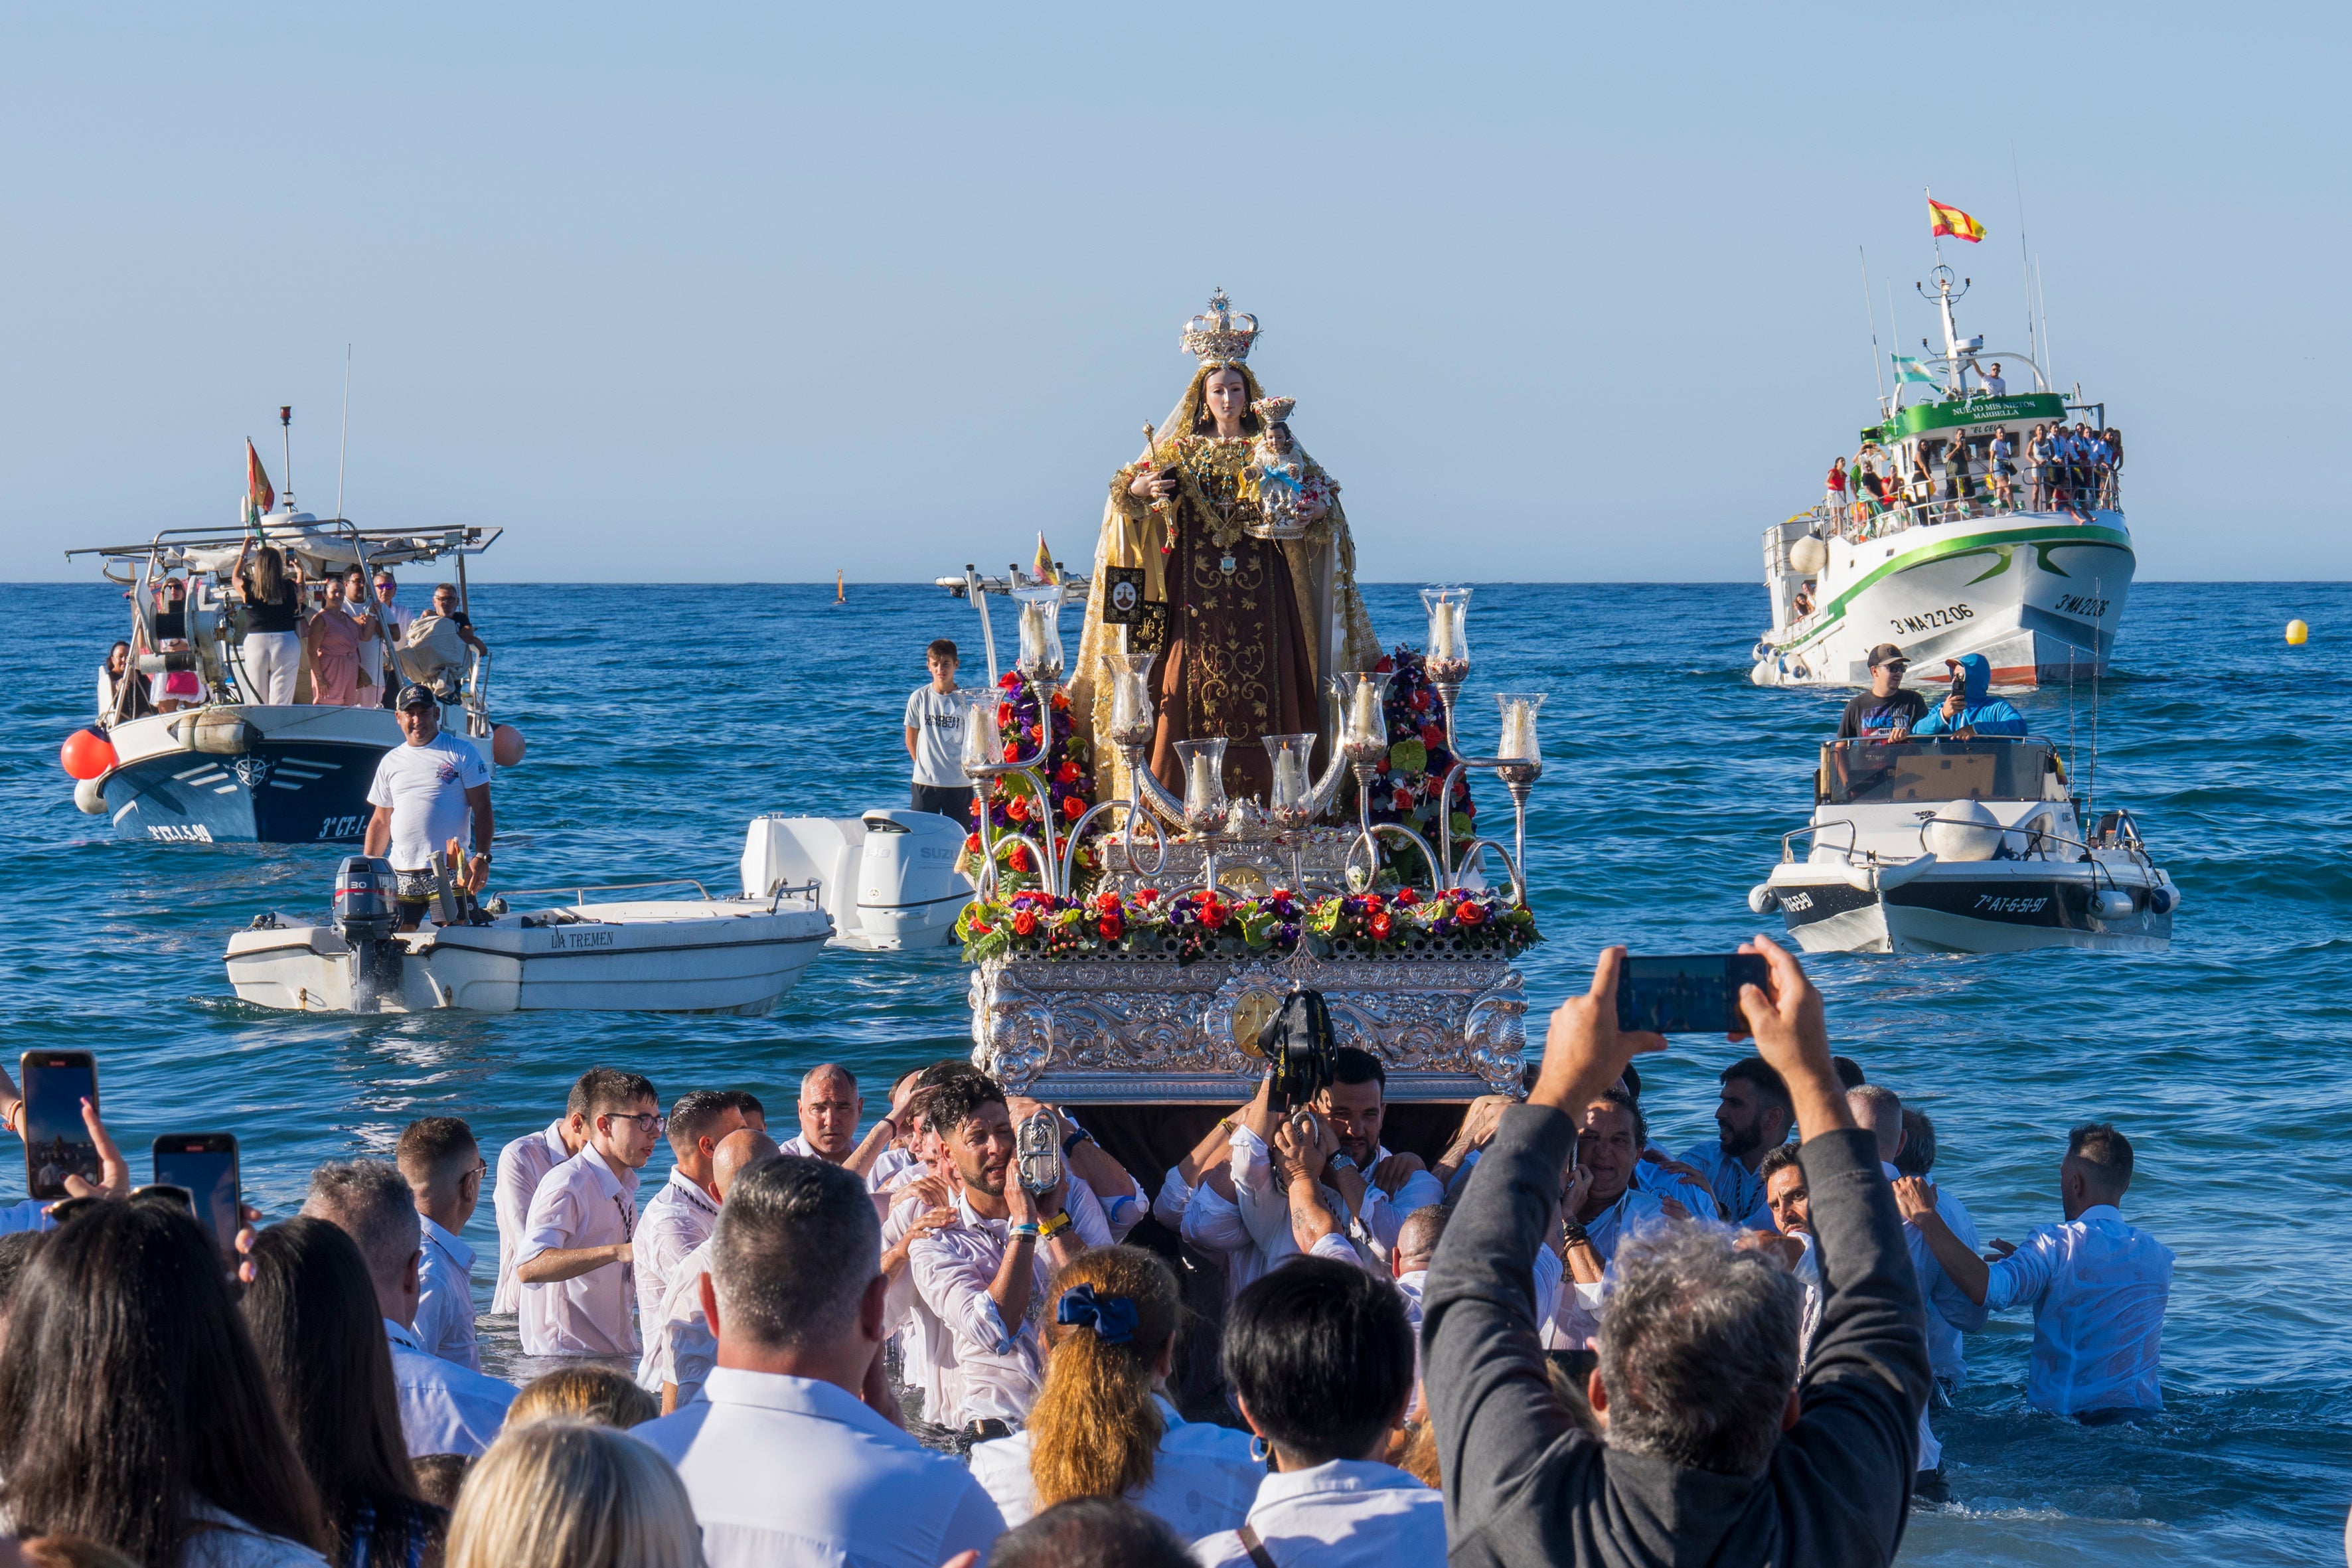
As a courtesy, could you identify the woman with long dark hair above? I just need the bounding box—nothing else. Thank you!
[0,1201,329,1566]
[231,542,305,705]
[967,1245,1258,1541]
[242,1219,447,1568]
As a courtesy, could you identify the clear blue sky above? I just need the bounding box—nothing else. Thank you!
[5,4,2341,583]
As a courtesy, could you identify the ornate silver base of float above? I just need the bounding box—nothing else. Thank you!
[969,946,1526,1104]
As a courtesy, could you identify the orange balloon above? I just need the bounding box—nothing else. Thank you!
[60,727,116,781]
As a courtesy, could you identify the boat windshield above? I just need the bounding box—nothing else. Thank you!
[1822,737,2056,804]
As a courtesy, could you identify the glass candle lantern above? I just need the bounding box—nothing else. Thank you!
[1011,584,1067,685]
[1172,738,1229,830]
[960,688,1003,776]
[1107,651,1155,748]
[1494,692,1547,780]
[1263,733,1316,828]
[1419,585,1473,683]
[1334,670,1391,765]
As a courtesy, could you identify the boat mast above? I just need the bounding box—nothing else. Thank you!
[278,405,294,514]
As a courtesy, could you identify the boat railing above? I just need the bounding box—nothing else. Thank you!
[1800,477,2123,551]
[1780,819,1858,864]
[497,877,724,905]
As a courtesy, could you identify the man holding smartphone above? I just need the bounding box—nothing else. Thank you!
[515,1068,661,1357]
[365,682,494,929]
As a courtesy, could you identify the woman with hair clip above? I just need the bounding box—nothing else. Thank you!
[240,1219,449,1568]
[967,1245,1259,1541]
[0,1201,331,1566]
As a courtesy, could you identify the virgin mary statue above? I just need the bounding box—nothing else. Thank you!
[1069,291,1379,806]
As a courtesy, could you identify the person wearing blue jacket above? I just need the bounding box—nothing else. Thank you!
[1911,653,2027,738]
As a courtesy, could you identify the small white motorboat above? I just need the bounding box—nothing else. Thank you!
[1751,735,2179,955]
[226,860,833,1014]
[740,809,973,952]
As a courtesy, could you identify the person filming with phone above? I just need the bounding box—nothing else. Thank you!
[365,682,494,929]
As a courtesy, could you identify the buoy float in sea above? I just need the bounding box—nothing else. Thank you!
[59,727,115,781]
[2286,619,2309,645]
[491,724,527,767]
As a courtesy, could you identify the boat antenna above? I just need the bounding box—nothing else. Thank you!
[2066,643,2078,797]
[2035,255,2054,388]
[278,405,294,514]
[335,345,352,521]
[2011,147,2037,376]
[1860,246,1887,413]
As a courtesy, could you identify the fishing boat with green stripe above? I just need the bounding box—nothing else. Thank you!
[1751,264,2130,690]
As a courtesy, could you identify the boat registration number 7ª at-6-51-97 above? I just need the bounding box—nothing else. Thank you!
[546,928,617,950]
[1973,894,2049,915]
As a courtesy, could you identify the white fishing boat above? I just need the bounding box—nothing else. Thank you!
[1749,736,2178,955]
[1751,266,2131,691]
[225,862,832,1014]
[740,809,975,951]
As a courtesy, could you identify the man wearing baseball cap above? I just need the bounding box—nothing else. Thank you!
[364,682,495,927]
[1836,645,1928,742]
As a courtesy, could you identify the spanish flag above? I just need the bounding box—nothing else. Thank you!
[1928,199,1986,244]
[245,439,275,516]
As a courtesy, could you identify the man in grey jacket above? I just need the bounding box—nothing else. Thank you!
[1424,937,1928,1567]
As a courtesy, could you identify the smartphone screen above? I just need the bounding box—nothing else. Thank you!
[21,1052,100,1201]
[153,1135,240,1255]
[1615,955,1772,1036]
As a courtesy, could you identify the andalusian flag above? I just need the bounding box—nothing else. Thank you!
[1892,355,1939,385]
[1928,199,1985,243]
[243,439,275,526]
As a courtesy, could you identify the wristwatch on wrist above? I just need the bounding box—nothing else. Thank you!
[1560,1218,1592,1249]
[1327,1152,1358,1176]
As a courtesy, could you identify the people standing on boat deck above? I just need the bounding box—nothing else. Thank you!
[1824,457,1847,514]
[904,637,971,823]
[1897,1121,2173,1422]
[1978,360,2007,398]
[305,570,376,708]
[365,683,493,929]
[230,540,305,704]
[905,1072,1115,1435]
[514,1068,661,1358]
[98,639,157,723]
[1836,645,1929,741]
[1912,652,2028,738]
[368,570,414,707]
[426,582,490,656]
[1675,1058,1794,1230]
[396,1115,489,1370]
[633,1091,745,1346]
[492,1080,591,1315]
[1791,580,1815,618]
[1988,428,2016,510]
[2102,426,2126,507]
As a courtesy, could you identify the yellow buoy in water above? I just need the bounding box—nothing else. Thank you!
[2286,619,2310,645]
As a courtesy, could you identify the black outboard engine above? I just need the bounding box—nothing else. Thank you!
[333,856,402,1010]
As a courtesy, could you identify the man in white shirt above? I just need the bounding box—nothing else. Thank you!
[635,1090,744,1338]
[364,683,493,929]
[903,637,971,821]
[641,1127,780,1411]
[631,1153,1007,1567]
[395,1116,487,1370]
[1674,1058,1794,1231]
[783,1063,921,1192]
[1760,1144,1826,1367]
[370,572,416,706]
[1569,1087,1675,1263]
[515,1067,661,1357]
[491,1079,590,1316]
[1899,1120,2172,1422]
[303,1160,515,1455]
[1194,1257,1445,1568]
[905,1073,1111,1435]
[1231,1050,1445,1276]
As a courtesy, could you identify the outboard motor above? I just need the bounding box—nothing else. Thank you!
[333,856,402,1010]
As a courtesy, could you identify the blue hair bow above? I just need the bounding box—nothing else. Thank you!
[1055,1282,1138,1346]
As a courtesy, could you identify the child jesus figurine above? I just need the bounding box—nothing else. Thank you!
[1241,396,1313,537]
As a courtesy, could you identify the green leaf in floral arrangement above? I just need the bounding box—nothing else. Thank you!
[1304,931,1334,961]
[1449,811,1473,838]
[1389,738,1427,775]
[965,930,1010,963]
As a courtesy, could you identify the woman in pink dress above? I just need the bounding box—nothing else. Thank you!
[304,571,376,706]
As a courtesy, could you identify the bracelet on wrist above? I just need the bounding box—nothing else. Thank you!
[1038,1210,1073,1241]
[1560,1220,1592,1248]
[1011,1222,1041,1241]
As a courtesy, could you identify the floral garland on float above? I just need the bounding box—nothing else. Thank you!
[1340,647,1478,888]
[957,668,1101,896]
[953,884,1539,966]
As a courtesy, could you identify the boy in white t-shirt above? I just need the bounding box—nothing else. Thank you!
[903,638,971,822]
[365,683,494,927]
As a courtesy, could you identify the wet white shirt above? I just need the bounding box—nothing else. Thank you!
[1230,1127,1445,1273]
[1578,1184,1674,1264]
[414,1215,481,1370]
[970,1393,1261,1538]
[1179,1177,1268,1306]
[905,1181,1115,1427]
[383,1318,515,1456]
[1885,1162,1990,1387]
[518,1146,641,1357]
[635,1168,720,1338]
[781,1133,911,1194]
[492,1120,571,1315]
[1193,1459,1447,1568]
[882,1194,961,1425]
[632,1368,1006,1568]
[1984,1203,2173,1415]
[638,1235,718,1405]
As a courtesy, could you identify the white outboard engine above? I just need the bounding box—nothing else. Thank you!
[333,856,402,1008]
[741,810,973,951]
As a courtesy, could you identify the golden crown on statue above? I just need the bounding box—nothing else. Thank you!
[1180,289,1259,367]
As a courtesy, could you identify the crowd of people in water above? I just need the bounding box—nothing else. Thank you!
[0,940,2176,1567]
[96,554,487,725]
[1824,419,2125,536]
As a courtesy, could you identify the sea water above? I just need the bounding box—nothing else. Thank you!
[5,579,2347,1564]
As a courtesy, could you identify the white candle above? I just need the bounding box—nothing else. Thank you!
[1275,749,1304,805]
[1430,600,1458,662]
[1500,700,1535,760]
[1349,680,1380,744]
[1020,601,1046,664]
[1189,751,1215,811]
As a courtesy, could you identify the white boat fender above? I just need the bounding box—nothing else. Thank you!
[175,710,262,756]
[73,775,107,815]
[1875,852,1938,892]
[1748,884,1779,914]
[2091,888,2136,919]
[1925,800,2003,862]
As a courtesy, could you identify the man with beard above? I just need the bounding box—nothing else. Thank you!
[1760,1143,1824,1366]
[905,1073,1113,1437]
[1232,1047,1446,1275]
[1676,1057,1796,1231]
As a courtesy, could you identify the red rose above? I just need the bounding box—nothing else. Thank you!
[1363,895,1385,913]
[1395,887,1420,906]
[1056,761,1081,784]
[1098,912,1124,941]
[1419,724,1445,749]
[1375,657,1395,673]
[1008,845,1034,872]
[1012,909,1038,937]
[963,832,982,853]
[1411,688,1433,712]
[1200,900,1225,930]
[969,919,992,935]
[1136,888,1160,905]
[1001,742,1020,763]
[1456,900,1486,926]
[1392,789,1413,812]
[1030,723,1046,744]
[1004,794,1029,822]
[1051,691,1071,710]
[1095,892,1120,913]
[1062,794,1085,819]
[1370,911,1393,939]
